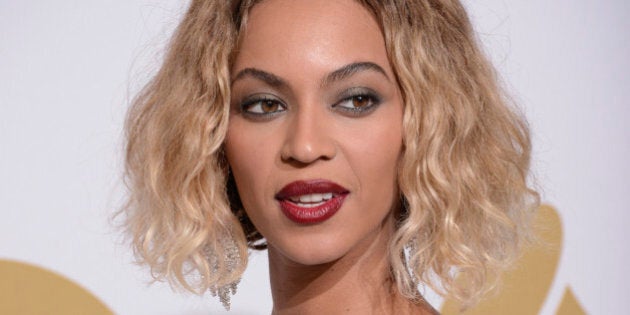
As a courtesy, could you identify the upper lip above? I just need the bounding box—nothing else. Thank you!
[275,179,349,200]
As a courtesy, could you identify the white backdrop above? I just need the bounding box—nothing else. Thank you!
[1,1,628,314]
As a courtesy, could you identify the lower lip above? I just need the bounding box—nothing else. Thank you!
[278,194,347,224]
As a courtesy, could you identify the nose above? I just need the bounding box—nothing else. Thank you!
[280,103,337,165]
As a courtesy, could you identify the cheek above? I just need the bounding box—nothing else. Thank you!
[225,120,280,209]
[348,111,402,177]
[341,105,404,204]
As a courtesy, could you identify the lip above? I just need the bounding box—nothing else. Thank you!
[275,179,349,224]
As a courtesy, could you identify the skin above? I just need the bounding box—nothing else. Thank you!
[225,0,437,314]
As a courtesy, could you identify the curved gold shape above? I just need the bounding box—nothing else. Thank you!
[555,287,587,315]
[0,259,112,315]
[1,205,589,314]
[441,205,587,314]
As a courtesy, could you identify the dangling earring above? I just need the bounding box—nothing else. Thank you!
[208,236,241,310]
[208,163,241,310]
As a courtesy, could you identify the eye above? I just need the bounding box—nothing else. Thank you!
[336,95,375,110]
[239,95,287,118]
[244,99,285,114]
[332,89,381,116]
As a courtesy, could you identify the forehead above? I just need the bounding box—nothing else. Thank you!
[232,0,391,77]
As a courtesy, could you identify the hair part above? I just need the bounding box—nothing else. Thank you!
[122,0,538,307]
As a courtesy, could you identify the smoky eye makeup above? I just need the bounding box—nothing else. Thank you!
[237,93,287,120]
[233,86,385,120]
[331,87,383,116]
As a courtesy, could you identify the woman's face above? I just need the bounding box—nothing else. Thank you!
[225,0,404,265]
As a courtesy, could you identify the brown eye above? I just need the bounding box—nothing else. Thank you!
[241,97,286,116]
[261,100,280,113]
[352,95,370,108]
[334,93,379,112]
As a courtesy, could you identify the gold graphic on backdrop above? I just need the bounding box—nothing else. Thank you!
[0,205,586,314]
[441,205,587,315]
[0,259,112,315]
[556,287,586,315]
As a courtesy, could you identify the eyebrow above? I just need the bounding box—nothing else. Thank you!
[231,68,287,87]
[231,61,390,88]
[321,62,390,87]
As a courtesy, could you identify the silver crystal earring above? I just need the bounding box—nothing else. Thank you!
[210,279,239,310]
[209,235,241,310]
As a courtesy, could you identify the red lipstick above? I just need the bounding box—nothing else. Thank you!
[275,179,349,224]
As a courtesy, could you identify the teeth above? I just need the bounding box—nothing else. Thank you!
[288,193,333,204]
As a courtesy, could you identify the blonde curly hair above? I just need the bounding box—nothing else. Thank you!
[122,0,539,307]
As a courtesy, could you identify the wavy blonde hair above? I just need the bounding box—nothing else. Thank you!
[123,0,539,307]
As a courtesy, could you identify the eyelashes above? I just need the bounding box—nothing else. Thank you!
[239,94,287,118]
[238,87,382,120]
[332,87,381,116]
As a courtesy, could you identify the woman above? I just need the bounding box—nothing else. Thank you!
[123,0,538,313]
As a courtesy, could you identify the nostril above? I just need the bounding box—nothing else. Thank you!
[280,141,336,165]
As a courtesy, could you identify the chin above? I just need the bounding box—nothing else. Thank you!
[270,236,352,266]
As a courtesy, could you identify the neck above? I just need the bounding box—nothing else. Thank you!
[267,216,436,315]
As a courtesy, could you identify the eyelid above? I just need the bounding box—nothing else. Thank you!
[336,86,379,100]
[240,93,282,106]
[332,87,382,115]
[239,93,287,118]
